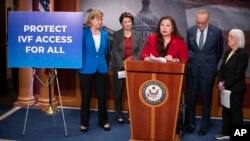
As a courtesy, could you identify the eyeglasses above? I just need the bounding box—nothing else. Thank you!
[196,21,207,26]
[228,35,237,39]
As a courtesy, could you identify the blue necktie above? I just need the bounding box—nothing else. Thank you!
[199,31,204,50]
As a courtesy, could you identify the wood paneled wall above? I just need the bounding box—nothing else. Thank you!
[54,0,77,11]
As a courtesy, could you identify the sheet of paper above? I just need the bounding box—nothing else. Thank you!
[118,71,126,79]
[220,89,231,108]
[150,54,166,63]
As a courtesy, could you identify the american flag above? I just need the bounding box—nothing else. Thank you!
[38,0,50,11]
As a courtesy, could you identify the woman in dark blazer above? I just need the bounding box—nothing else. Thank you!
[78,9,110,132]
[214,29,248,140]
[111,12,143,124]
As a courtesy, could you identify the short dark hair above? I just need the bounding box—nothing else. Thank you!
[119,12,134,25]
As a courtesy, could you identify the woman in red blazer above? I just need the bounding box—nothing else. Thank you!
[141,16,188,63]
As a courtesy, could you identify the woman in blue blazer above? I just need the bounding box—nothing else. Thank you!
[214,29,248,140]
[78,9,110,132]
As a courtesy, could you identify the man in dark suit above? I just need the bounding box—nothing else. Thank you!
[185,9,223,136]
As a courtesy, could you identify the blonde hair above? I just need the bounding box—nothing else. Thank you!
[86,9,103,26]
[229,29,245,49]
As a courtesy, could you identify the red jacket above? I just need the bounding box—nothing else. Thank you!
[141,34,189,63]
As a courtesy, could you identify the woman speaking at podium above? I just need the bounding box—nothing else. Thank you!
[141,16,188,63]
[78,9,111,133]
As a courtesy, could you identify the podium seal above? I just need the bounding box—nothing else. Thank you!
[140,80,168,107]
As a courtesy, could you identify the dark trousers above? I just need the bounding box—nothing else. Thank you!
[186,69,215,129]
[222,92,244,135]
[79,72,108,127]
[113,67,125,118]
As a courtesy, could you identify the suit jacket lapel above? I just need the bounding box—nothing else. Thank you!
[120,30,125,54]
[99,30,108,54]
[131,30,137,51]
[203,24,213,49]
[223,50,230,64]
[87,28,97,53]
[98,30,102,53]
[190,28,199,48]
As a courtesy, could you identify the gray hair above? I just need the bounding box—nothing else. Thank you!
[196,9,210,17]
[229,29,245,49]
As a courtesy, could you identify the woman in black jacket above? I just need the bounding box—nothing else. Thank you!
[214,29,249,140]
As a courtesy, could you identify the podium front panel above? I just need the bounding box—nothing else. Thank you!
[126,72,184,141]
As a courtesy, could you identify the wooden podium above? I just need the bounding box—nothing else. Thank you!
[125,57,185,141]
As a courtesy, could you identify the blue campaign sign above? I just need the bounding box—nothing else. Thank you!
[8,11,83,68]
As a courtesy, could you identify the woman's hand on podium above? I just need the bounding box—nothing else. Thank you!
[165,55,180,63]
[165,55,173,62]
[144,57,151,61]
